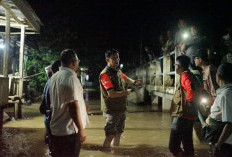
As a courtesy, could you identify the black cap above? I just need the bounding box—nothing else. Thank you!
[194,49,208,61]
[51,60,61,73]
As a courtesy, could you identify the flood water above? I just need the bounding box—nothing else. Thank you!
[1,91,209,157]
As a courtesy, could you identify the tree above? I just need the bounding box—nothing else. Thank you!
[25,47,59,100]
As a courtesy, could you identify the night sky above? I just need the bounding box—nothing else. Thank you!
[26,0,232,72]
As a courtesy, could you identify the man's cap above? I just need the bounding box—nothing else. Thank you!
[51,60,61,73]
[194,49,208,61]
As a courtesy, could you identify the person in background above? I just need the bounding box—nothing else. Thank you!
[221,28,232,64]
[41,60,61,156]
[144,45,155,62]
[181,25,210,71]
[194,49,219,117]
[100,49,142,148]
[174,18,189,51]
[162,29,175,74]
[50,49,89,157]
[162,29,175,55]
[159,34,165,55]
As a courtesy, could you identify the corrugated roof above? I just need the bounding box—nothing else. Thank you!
[0,0,41,32]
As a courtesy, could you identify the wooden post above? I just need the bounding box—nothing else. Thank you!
[0,9,10,133]
[3,9,10,77]
[14,100,19,119]
[18,25,25,97]
[18,101,22,118]
[0,108,3,134]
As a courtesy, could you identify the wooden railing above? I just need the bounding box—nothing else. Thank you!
[0,77,9,106]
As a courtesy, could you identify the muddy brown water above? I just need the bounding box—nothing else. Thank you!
[2,98,209,157]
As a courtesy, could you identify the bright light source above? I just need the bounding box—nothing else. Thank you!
[85,75,89,81]
[201,97,208,104]
[0,44,4,49]
[120,64,124,69]
[182,32,189,40]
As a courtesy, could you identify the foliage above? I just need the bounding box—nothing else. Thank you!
[26,47,59,97]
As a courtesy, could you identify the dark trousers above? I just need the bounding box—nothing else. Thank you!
[52,133,81,157]
[212,143,232,157]
[44,114,54,154]
[169,117,195,156]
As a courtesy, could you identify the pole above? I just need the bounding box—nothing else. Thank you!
[3,10,10,77]
[18,25,25,97]
[1,8,10,134]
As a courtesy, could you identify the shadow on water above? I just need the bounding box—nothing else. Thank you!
[82,144,172,157]
[82,144,209,157]
[86,127,166,131]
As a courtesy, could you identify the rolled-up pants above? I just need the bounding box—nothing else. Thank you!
[104,112,126,136]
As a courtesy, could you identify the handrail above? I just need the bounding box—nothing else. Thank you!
[166,71,175,75]
[154,73,163,76]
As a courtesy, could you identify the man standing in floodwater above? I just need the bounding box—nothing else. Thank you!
[99,49,142,148]
[40,59,61,156]
[169,55,201,157]
[50,49,89,157]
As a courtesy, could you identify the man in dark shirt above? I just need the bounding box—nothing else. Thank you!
[41,60,61,155]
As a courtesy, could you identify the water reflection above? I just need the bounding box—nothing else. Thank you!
[82,144,172,157]
[81,112,209,157]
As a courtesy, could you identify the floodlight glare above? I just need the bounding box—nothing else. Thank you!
[120,64,124,69]
[201,97,208,104]
[85,75,89,81]
[182,32,189,40]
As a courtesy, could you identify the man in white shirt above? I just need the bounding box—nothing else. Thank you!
[50,49,89,157]
[208,63,232,157]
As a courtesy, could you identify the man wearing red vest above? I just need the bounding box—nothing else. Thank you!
[169,55,202,157]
